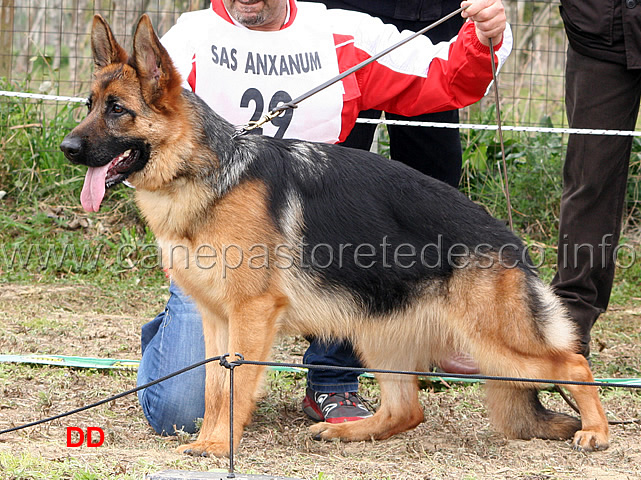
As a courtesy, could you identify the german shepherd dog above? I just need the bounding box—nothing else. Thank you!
[60,15,609,457]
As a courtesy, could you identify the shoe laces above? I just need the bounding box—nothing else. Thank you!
[321,392,374,413]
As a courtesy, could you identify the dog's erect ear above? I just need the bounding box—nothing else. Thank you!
[132,14,183,109]
[91,15,128,69]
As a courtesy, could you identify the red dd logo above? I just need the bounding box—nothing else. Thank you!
[66,426,105,447]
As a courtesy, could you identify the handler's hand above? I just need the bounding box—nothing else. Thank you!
[461,0,506,47]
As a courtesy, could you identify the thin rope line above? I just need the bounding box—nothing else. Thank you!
[488,36,513,231]
[0,355,221,436]
[236,359,641,390]
[1,356,639,438]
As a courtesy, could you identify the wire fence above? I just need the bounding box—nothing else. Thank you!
[0,0,640,234]
[0,0,208,97]
[1,0,572,126]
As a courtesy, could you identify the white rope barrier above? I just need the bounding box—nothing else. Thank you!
[1,90,639,137]
[0,90,88,104]
[355,118,641,137]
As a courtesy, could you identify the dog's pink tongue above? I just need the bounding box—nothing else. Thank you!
[80,164,110,212]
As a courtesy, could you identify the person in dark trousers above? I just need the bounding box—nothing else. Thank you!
[308,0,465,187]
[552,0,641,358]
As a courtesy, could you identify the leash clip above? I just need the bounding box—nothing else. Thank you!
[232,103,297,139]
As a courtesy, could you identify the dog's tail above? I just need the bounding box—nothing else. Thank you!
[486,383,581,440]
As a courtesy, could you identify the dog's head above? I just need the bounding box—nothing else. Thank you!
[60,14,184,212]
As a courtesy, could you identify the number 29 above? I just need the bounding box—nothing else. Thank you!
[240,88,294,139]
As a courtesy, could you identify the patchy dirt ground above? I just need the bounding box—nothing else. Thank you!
[0,283,640,479]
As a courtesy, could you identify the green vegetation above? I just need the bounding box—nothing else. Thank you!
[0,449,158,480]
[1,85,640,290]
[0,81,165,287]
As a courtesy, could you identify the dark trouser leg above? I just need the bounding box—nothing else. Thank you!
[304,110,381,392]
[320,109,464,384]
[304,337,362,393]
[387,109,462,188]
[340,109,462,188]
[338,109,380,150]
[551,46,641,356]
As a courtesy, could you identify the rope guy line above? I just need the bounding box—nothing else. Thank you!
[2,354,640,439]
[2,354,640,473]
[2,90,639,137]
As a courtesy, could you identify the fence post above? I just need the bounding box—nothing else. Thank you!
[0,0,14,80]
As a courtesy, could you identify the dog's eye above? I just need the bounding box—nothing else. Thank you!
[112,104,125,115]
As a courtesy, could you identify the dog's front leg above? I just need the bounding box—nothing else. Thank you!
[174,303,228,456]
[178,292,288,457]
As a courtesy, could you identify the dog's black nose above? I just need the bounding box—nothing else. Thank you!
[60,136,83,161]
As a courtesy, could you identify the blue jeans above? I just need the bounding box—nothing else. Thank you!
[137,282,206,435]
[137,282,362,435]
[303,337,361,393]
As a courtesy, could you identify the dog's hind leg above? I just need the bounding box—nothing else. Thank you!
[448,266,609,451]
[555,353,609,451]
[486,380,581,442]
[177,291,288,457]
[486,351,609,451]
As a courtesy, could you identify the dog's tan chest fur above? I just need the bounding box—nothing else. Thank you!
[139,178,291,310]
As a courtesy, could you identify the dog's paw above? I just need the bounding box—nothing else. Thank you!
[571,429,609,452]
[176,440,229,457]
[309,421,343,441]
[308,417,386,442]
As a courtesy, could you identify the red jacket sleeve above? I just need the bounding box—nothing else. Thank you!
[331,14,510,142]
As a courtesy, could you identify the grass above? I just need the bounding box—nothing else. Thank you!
[0,451,109,480]
[0,447,195,480]
[1,82,641,480]
[1,314,640,480]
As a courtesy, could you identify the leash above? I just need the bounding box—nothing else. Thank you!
[233,6,467,137]
[488,37,514,231]
[231,6,516,233]
[553,385,640,426]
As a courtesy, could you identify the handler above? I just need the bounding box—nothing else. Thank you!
[137,0,511,436]
[552,0,641,359]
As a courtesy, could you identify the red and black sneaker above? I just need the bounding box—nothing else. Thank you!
[302,388,373,424]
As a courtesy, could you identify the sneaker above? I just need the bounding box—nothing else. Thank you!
[302,388,373,424]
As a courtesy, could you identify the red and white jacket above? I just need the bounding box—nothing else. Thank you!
[161,0,512,143]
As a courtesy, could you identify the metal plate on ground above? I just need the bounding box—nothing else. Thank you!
[146,470,301,480]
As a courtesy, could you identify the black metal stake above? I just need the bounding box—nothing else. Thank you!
[228,362,235,479]
[221,353,243,478]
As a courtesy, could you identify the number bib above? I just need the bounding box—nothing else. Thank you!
[193,5,344,142]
